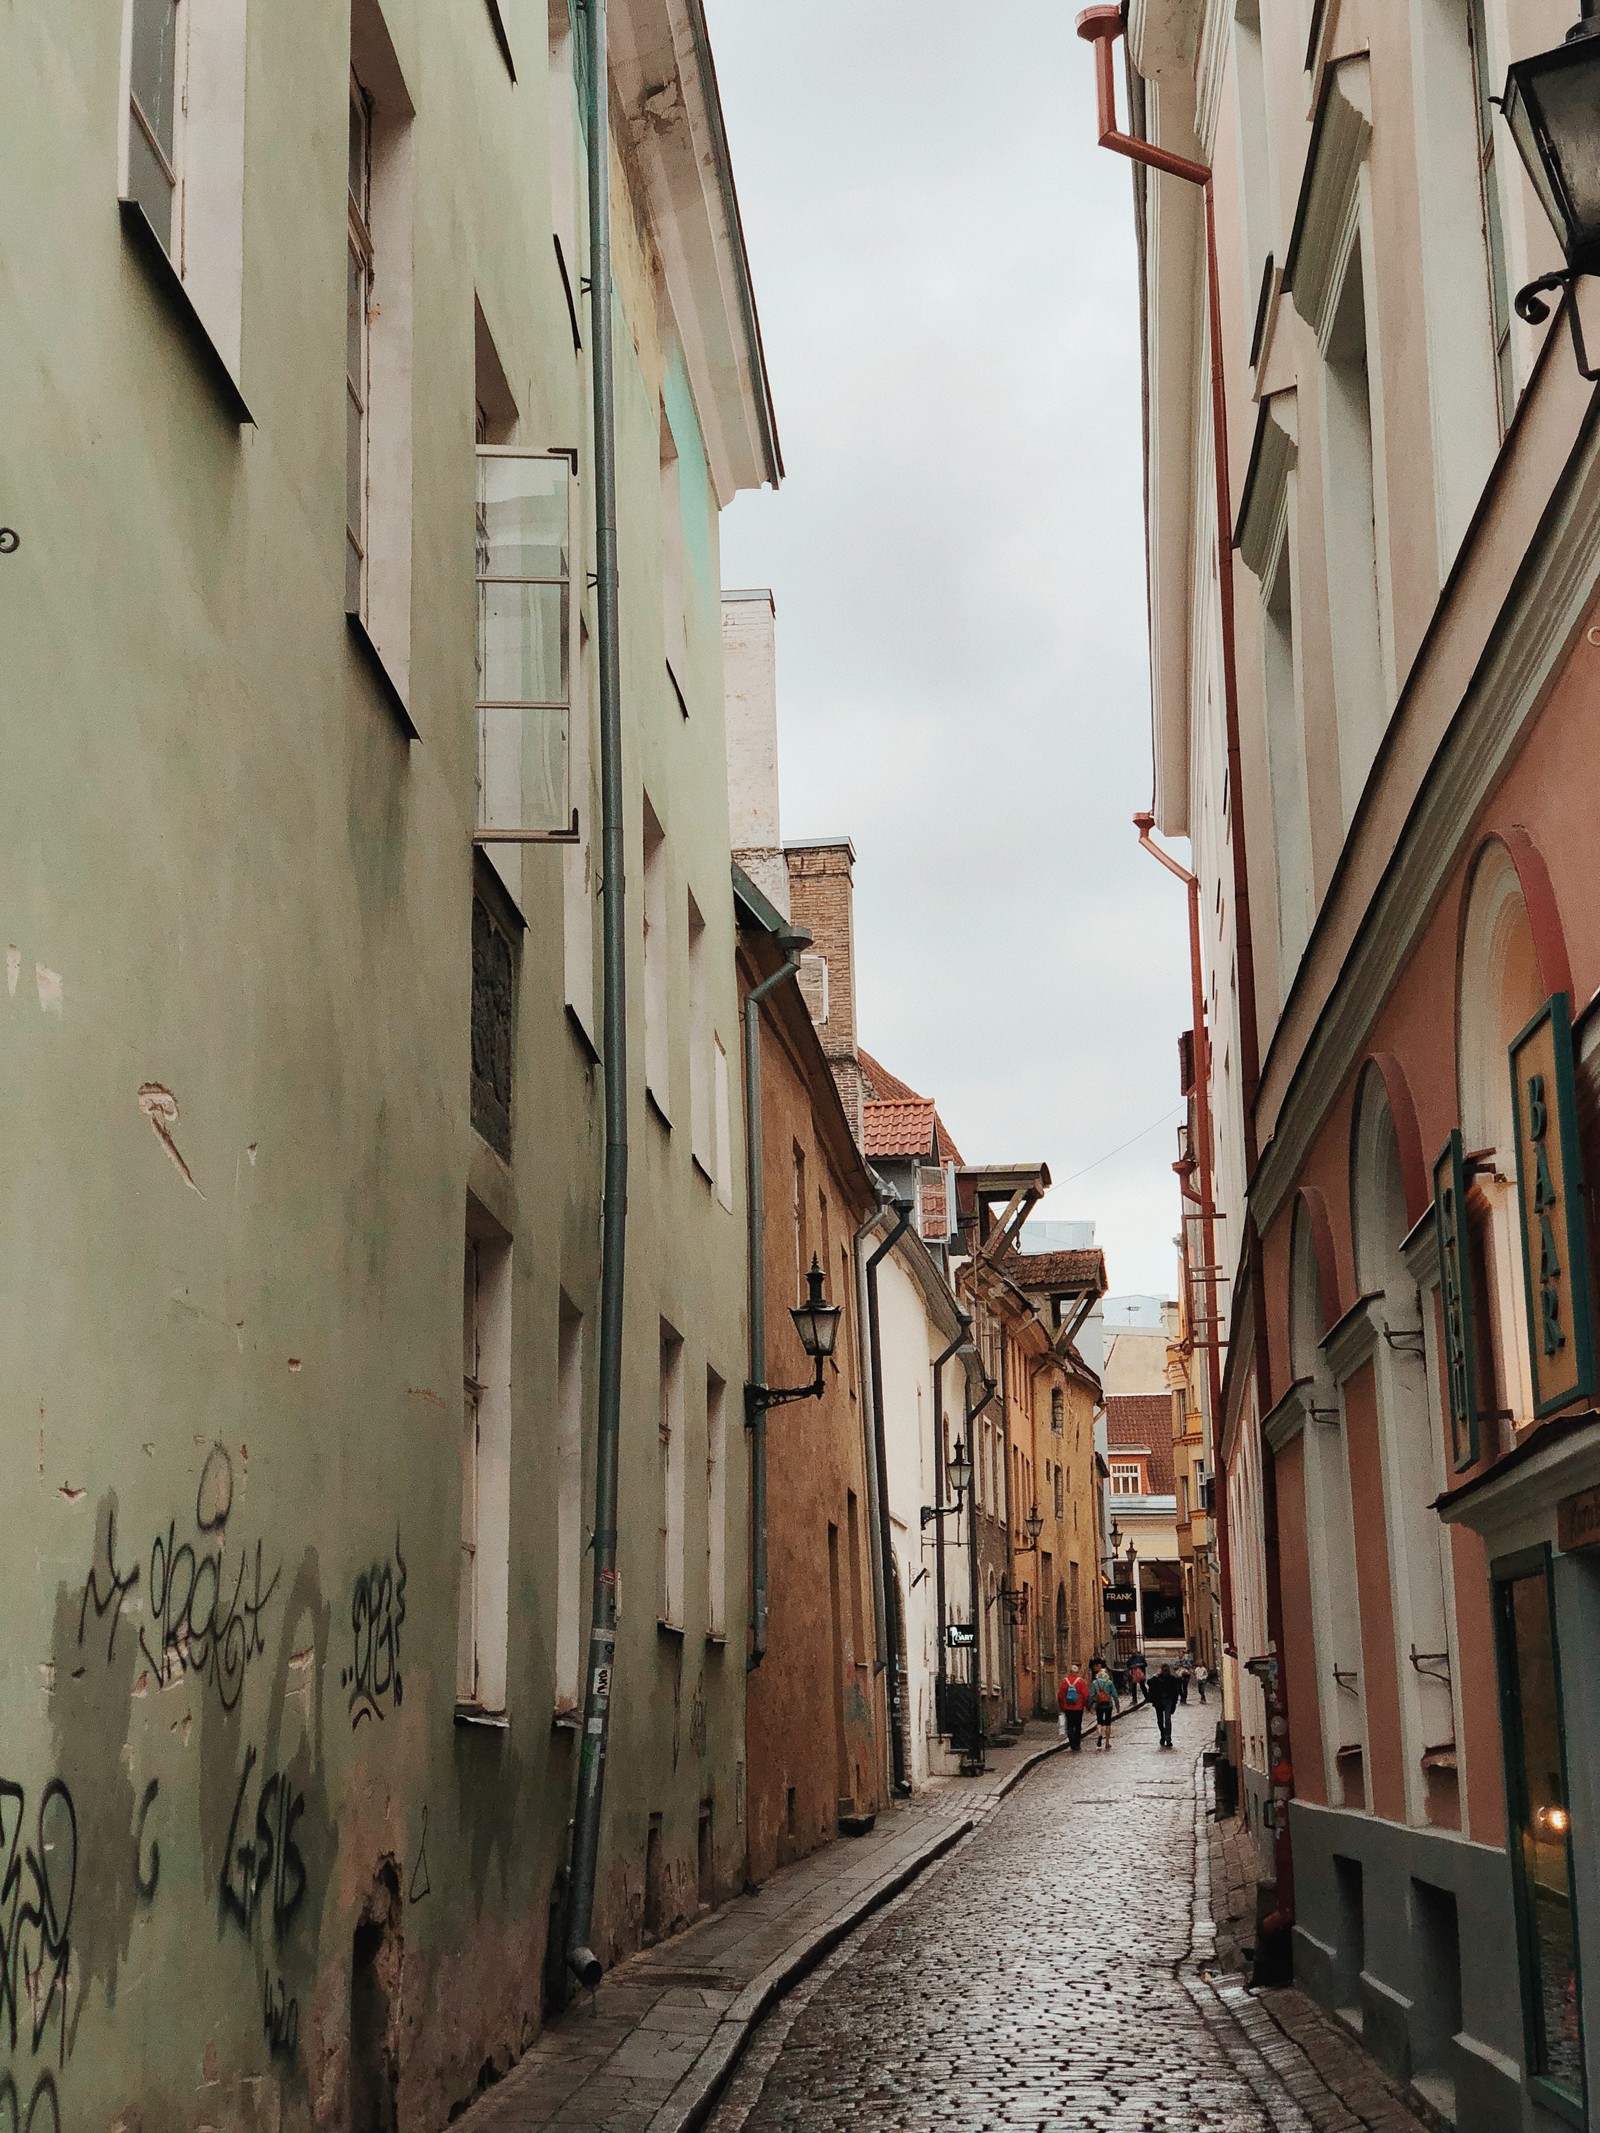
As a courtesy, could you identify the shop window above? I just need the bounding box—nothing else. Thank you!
[1494,1551,1584,2115]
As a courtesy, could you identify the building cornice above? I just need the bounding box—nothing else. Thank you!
[1321,1291,1382,1385]
[1264,1375,1314,1454]
[1282,56,1370,345]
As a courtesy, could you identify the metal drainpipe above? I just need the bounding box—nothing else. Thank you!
[853,1199,891,1679]
[931,1319,972,1705]
[865,1200,913,1795]
[565,0,626,1993]
[742,940,810,1668]
[1135,816,1234,1653]
[964,1376,997,1763]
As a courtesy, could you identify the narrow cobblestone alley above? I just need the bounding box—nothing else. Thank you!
[708,1700,1382,2133]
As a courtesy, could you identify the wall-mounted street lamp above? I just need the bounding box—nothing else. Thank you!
[746,1256,841,1415]
[922,1437,972,1527]
[1014,1504,1044,1553]
[1502,0,1600,377]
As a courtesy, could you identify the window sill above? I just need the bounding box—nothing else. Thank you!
[704,1631,727,1649]
[657,1618,685,1639]
[454,1702,510,1731]
[551,1705,582,1733]
[566,1001,600,1066]
[119,197,252,426]
[646,1086,672,1132]
[692,1152,714,1187]
[347,612,419,740]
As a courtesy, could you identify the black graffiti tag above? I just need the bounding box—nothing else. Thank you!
[0,1778,76,2070]
[0,2071,60,2133]
[262,1971,300,2063]
[219,1747,307,1944]
[341,1538,407,1728]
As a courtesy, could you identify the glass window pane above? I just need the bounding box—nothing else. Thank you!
[1505,1571,1583,2101]
[476,456,569,580]
[346,394,364,551]
[347,243,366,401]
[477,582,567,706]
[477,705,570,837]
[1539,64,1600,250]
[130,0,180,167]
[346,534,362,619]
[127,121,174,252]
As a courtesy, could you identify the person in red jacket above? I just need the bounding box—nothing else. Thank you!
[1057,1663,1091,1752]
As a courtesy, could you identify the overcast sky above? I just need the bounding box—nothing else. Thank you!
[703,1,1191,1298]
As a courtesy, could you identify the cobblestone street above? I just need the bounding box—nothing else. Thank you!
[709,1699,1423,2133]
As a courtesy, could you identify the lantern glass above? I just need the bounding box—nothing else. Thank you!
[790,1257,841,1361]
[1503,30,1600,273]
[948,1438,973,1497]
[1024,1505,1043,1545]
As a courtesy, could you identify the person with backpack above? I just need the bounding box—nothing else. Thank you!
[1147,1661,1182,1748]
[1091,1663,1118,1749]
[1177,1653,1194,1704]
[1058,1662,1091,1751]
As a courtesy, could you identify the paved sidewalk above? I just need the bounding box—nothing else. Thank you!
[452,1720,1078,2133]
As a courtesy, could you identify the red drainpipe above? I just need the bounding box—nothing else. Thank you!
[1078,5,1294,1938]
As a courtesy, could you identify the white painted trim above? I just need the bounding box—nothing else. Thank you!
[1322,1292,1381,1385]
[1283,56,1371,341]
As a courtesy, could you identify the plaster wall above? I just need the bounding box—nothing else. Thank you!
[0,1,758,2122]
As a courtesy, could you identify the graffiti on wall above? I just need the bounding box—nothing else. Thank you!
[78,1445,281,1713]
[341,1541,406,1729]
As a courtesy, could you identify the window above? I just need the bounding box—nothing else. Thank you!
[470,895,515,1159]
[688,893,711,1175]
[658,1324,685,1629]
[1051,1387,1064,1436]
[660,411,687,695]
[1466,0,1513,431]
[1321,242,1390,819]
[643,797,669,1111]
[347,76,374,619]
[460,1212,511,1714]
[126,0,185,256]
[1231,0,1278,330]
[554,1300,583,1713]
[1494,1554,1582,2114]
[713,1037,733,1211]
[119,0,249,401]
[706,1370,727,1638]
[475,449,574,839]
[346,2,415,706]
[792,1143,808,1302]
[1053,1462,1064,1519]
[846,1492,866,1664]
[1111,1462,1141,1497]
[547,0,582,350]
[797,953,829,1026]
[1263,519,1314,984]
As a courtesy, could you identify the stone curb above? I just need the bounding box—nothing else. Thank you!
[645,1732,1071,2133]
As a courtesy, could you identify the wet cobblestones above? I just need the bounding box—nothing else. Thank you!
[717,1702,1306,2132]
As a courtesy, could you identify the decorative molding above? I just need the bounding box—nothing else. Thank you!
[1282,56,1371,343]
[1236,391,1298,581]
[1400,1206,1441,1290]
[1251,408,1600,1235]
[1265,1375,1315,1454]
[1194,0,1232,163]
[1322,1290,1382,1384]
[1437,1415,1600,1542]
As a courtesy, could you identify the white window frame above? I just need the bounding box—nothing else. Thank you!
[459,1212,512,1718]
[474,446,579,844]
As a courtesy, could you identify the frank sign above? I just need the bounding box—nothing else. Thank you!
[1510,993,1595,1419]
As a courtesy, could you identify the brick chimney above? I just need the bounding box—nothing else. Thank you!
[784,839,864,1141]
[721,589,789,919]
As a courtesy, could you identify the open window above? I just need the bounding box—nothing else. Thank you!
[474,449,578,841]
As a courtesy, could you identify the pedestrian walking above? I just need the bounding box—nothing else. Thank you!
[1177,1653,1193,1704]
[1147,1662,1181,1748]
[1058,1662,1091,1752]
[1194,1661,1209,1704]
[1128,1655,1147,1708]
[1091,1664,1118,1749]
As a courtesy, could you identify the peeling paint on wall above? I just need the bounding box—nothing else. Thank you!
[35,964,61,1012]
[136,1084,204,1196]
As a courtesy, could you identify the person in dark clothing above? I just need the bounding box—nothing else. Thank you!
[1147,1662,1182,1748]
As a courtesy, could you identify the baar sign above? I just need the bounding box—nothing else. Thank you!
[1510,993,1596,1419]
[1433,1130,1480,1472]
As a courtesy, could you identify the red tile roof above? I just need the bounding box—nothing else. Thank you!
[858,1048,965,1166]
[862,1098,938,1159]
[1005,1248,1106,1296]
[1106,1394,1176,1496]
